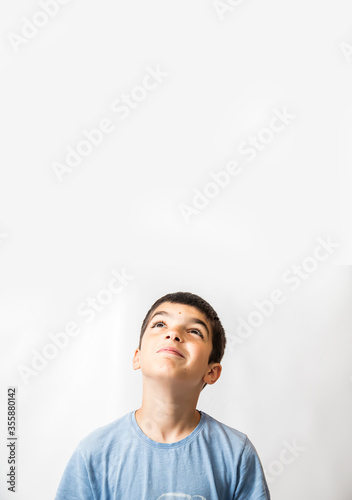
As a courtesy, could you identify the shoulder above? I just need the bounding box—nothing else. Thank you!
[77,411,131,458]
[201,411,248,454]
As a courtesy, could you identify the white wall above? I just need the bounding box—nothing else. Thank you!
[1,1,352,499]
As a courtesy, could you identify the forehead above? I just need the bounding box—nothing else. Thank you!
[150,302,211,330]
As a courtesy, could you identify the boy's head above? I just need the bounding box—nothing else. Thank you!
[137,292,227,391]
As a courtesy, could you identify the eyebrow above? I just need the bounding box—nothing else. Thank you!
[149,311,210,339]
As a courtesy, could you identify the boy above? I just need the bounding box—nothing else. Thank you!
[55,292,270,499]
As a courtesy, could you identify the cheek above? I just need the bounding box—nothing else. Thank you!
[191,345,206,359]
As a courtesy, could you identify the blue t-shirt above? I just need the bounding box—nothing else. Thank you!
[55,409,270,500]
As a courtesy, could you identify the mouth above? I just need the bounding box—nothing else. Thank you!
[157,348,185,358]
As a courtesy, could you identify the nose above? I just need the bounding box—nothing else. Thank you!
[165,328,182,341]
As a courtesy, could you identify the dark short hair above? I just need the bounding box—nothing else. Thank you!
[138,292,227,391]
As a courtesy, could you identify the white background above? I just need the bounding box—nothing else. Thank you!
[1,1,352,499]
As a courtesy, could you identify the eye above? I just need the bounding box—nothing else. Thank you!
[190,329,204,338]
[150,321,204,339]
[151,321,166,328]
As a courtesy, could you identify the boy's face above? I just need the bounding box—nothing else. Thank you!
[132,301,222,391]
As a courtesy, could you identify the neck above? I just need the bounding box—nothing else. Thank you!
[135,383,201,443]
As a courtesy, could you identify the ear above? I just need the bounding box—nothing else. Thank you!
[132,348,141,370]
[203,363,222,386]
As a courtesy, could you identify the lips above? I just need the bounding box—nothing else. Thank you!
[157,347,185,358]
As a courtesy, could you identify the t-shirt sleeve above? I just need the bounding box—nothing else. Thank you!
[55,444,95,500]
[234,436,271,500]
